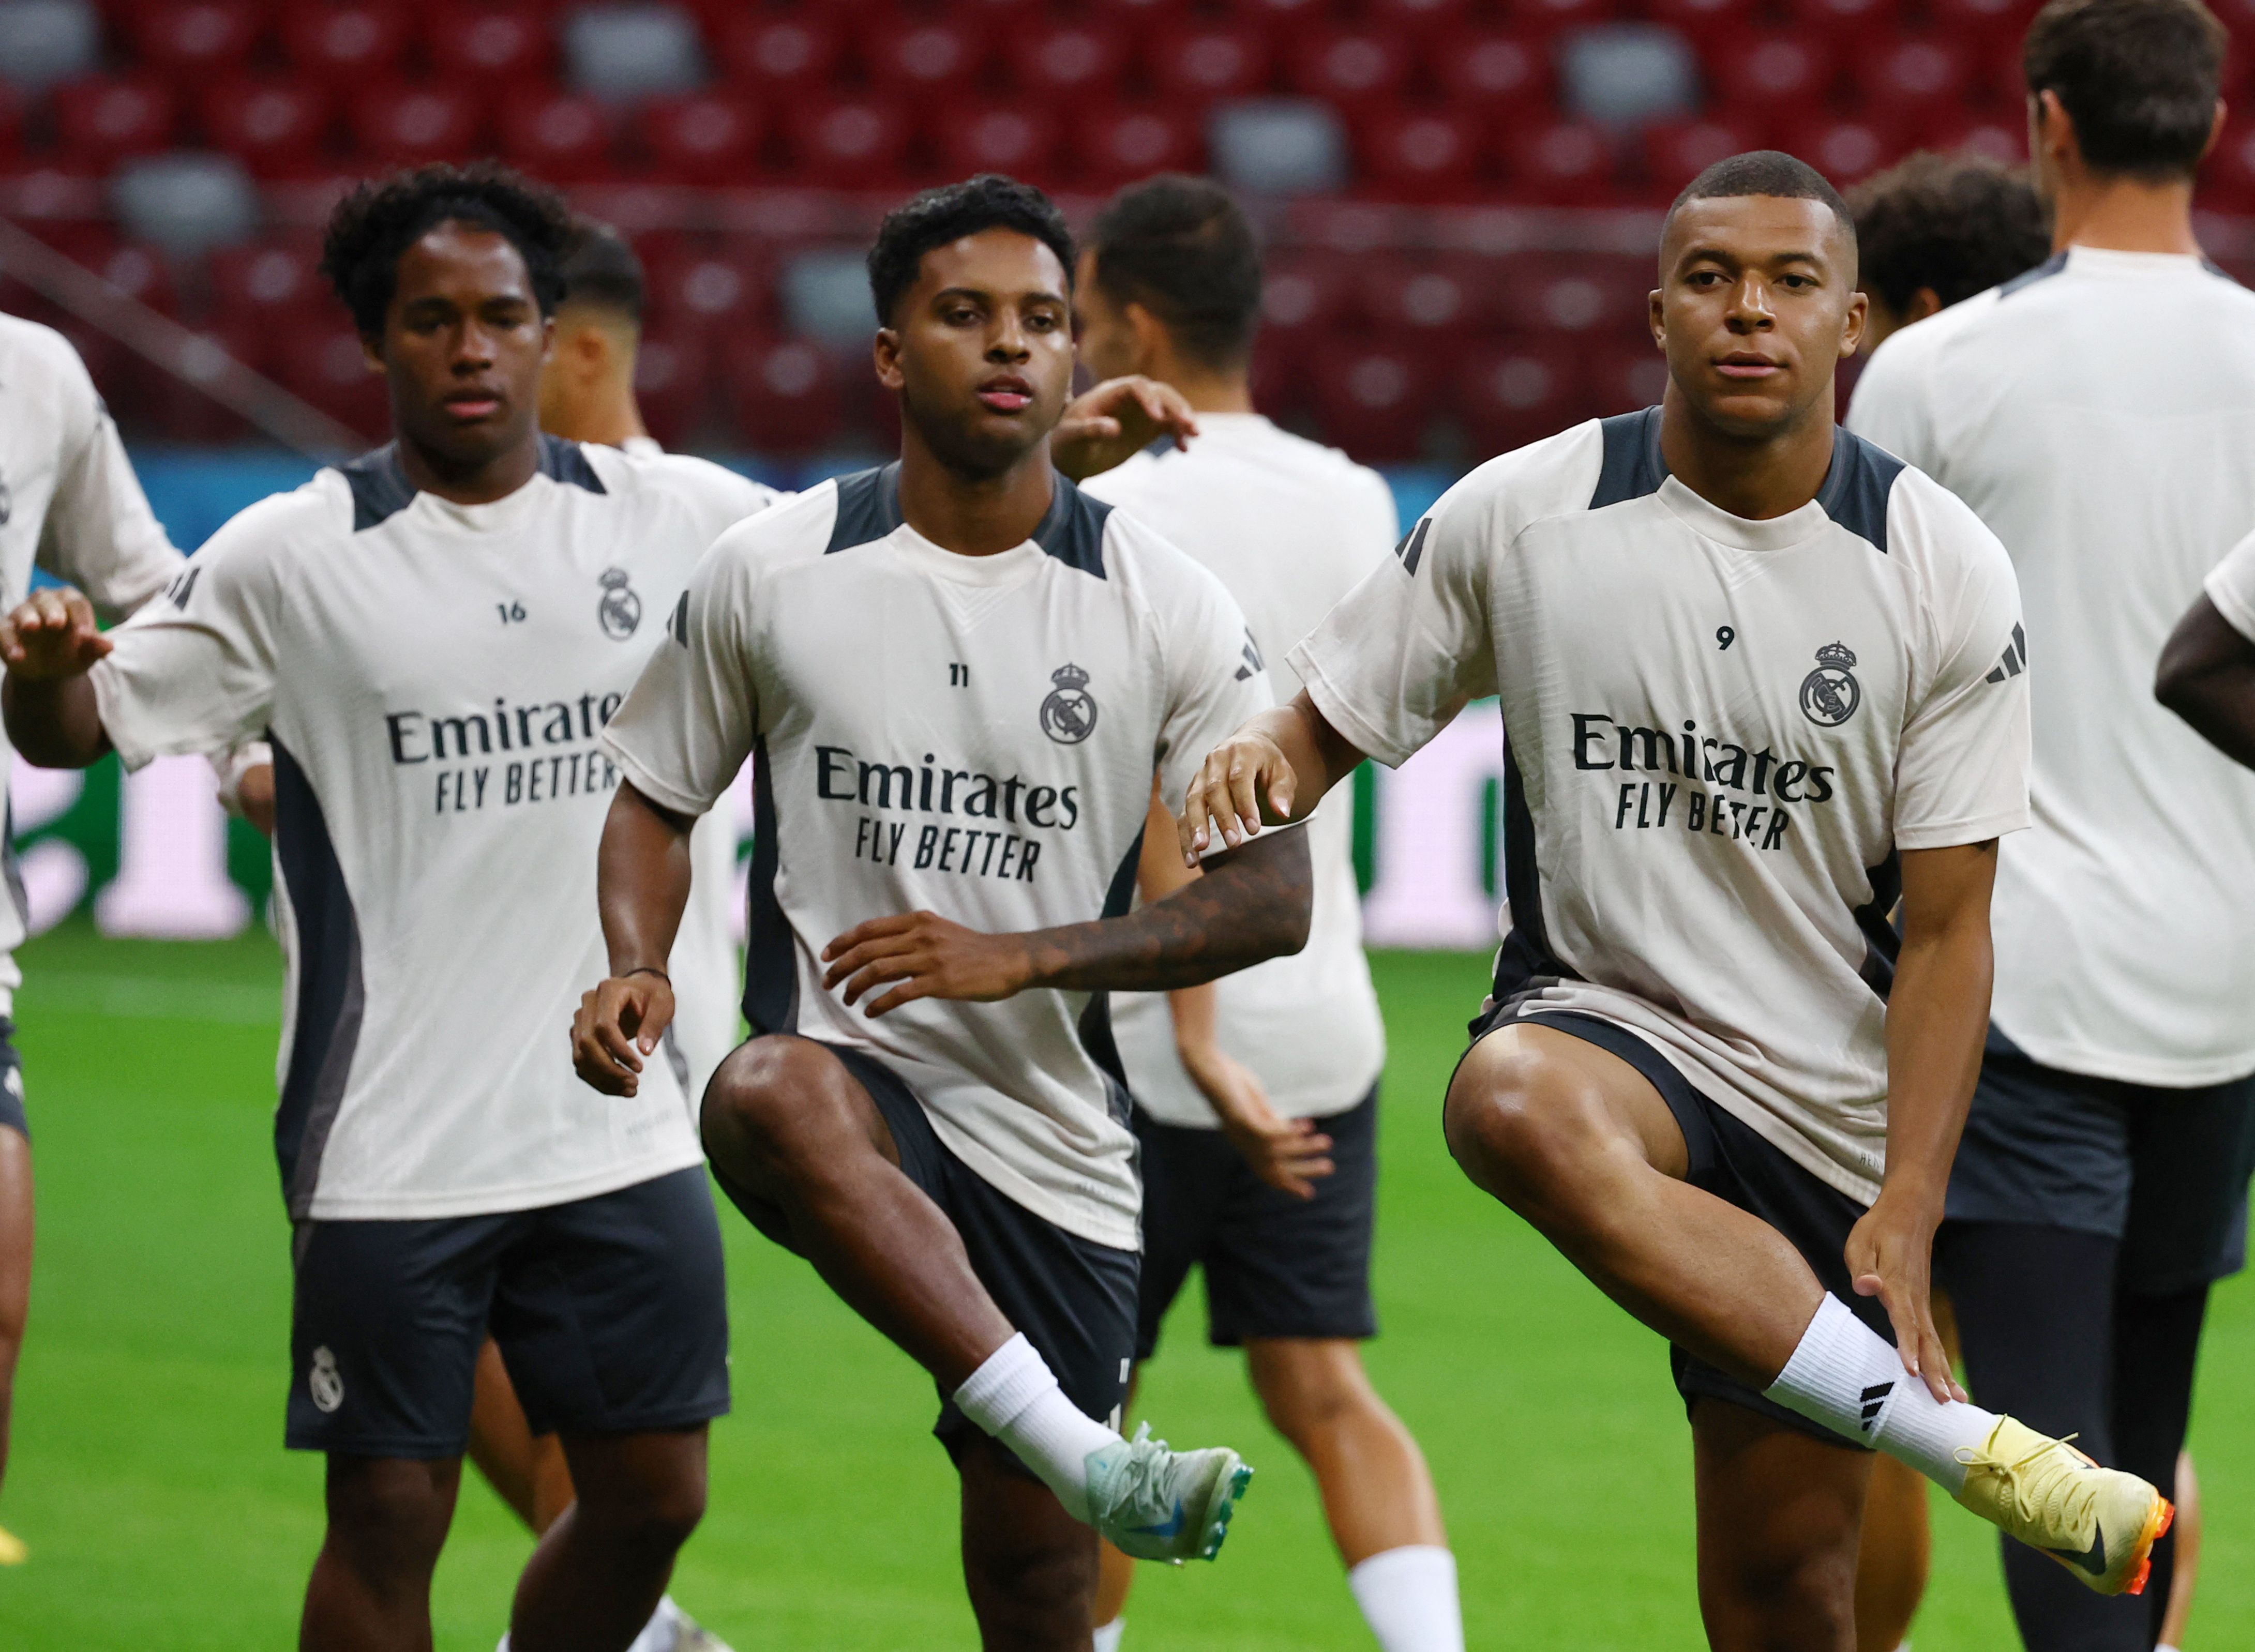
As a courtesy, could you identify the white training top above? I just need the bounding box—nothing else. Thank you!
[1293,410,2031,1205]
[0,313,184,1011]
[601,464,1276,1249]
[88,436,777,1220]
[2206,525,2255,644]
[1081,414,1392,1125]
[1848,248,2255,1087]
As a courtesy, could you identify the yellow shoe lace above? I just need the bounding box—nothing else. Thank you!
[1955,1430,2093,1532]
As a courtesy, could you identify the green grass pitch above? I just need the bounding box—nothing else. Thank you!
[0,923,2248,1648]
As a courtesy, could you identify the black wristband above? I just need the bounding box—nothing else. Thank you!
[621,966,670,984]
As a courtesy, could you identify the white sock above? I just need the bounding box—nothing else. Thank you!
[1764,1294,1998,1493]
[952,1333,1120,1521]
[1346,1545,1464,1652]
[1092,1618,1126,1652]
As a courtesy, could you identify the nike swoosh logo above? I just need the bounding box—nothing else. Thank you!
[1130,1501,1187,1539]
[2044,1525,2107,1577]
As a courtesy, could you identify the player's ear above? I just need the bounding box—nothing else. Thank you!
[873,326,905,391]
[1648,285,1666,351]
[359,334,385,376]
[1125,302,1168,375]
[1839,287,1868,360]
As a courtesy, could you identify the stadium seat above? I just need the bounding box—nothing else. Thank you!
[863,14,991,97]
[1146,23,1273,100]
[1493,253,1649,335]
[1559,23,1700,128]
[630,329,709,450]
[1588,339,1671,417]
[1642,115,1763,198]
[1928,107,2026,165]
[640,93,762,186]
[1927,0,2038,36]
[0,82,20,165]
[281,3,411,89]
[1781,0,1892,40]
[562,4,702,103]
[725,335,845,456]
[1429,29,1550,108]
[936,105,1060,183]
[1004,20,1126,95]
[1508,120,1616,206]
[497,89,613,184]
[1774,113,1902,187]
[1217,0,1335,21]
[208,237,329,329]
[51,75,178,168]
[1646,0,1757,29]
[1356,108,1485,201]
[1075,104,1201,187]
[0,0,99,95]
[1249,331,1302,408]
[2203,120,2255,213]
[349,81,487,170]
[1257,251,1357,344]
[131,314,264,443]
[642,244,769,339]
[1286,27,1413,109]
[1704,31,1836,113]
[124,0,264,77]
[201,75,336,178]
[1085,0,1189,18]
[783,95,912,189]
[1456,337,1589,456]
[1369,0,1472,28]
[1306,341,1432,464]
[428,5,553,85]
[1359,254,1483,336]
[273,320,388,441]
[1505,0,1622,37]
[714,12,843,92]
[1851,34,1972,117]
[1211,98,1347,194]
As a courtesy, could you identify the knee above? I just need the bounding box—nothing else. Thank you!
[584,1463,707,1557]
[1247,1344,1383,1453]
[700,1036,829,1174]
[969,1528,1094,1641]
[1703,1513,1861,1649]
[1442,1060,1593,1214]
[324,1460,456,1570]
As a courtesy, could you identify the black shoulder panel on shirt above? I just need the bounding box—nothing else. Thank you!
[339,444,415,532]
[824,462,905,553]
[536,432,607,494]
[1031,472,1112,579]
[270,737,367,1220]
[1588,406,1667,509]
[1997,250,2068,298]
[1814,429,1905,554]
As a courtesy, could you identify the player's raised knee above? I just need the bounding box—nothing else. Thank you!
[699,1035,841,1164]
[1441,1039,1607,1203]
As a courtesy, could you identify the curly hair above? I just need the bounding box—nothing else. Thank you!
[319,161,575,339]
[866,174,1075,328]
[1849,153,2054,314]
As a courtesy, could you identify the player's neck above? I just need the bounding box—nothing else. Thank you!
[396,425,543,507]
[1137,340,1255,414]
[545,383,650,449]
[896,426,1057,557]
[1659,396,1837,523]
[2049,173,2202,257]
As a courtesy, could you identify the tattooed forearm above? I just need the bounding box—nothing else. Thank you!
[1020,827,1312,994]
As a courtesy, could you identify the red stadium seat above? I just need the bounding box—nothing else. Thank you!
[641,94,763,186]
[1494,254,1648,336]
[1306,341,1432,465]
[125,0,264,77]
[52,76,179,168]
[1781,0,1892,40]
[282,4,412,89]
[1927,0,2039,37]
[93,241,178,316]
[1430,30,1550,108]
[275,321,389,441]
[1286,28,1412,108]
[209,238,328,328]
[715,13,843,92]
[349,81,486,170]
[1642,115,1763,197]
[863,14,991,97]
[1147,24,1273,100]
[642,245,769,339]
[630,330,710,450]
[784,96,912,188]
[1705,31,1836,112]
[1084,0,1189,18]
[1359,255,1483,335]
[1508,120,1616,206]
[498,89,613,184]
[2203,120,2255,212]
[1257,252,1357,343]
[1075,104,1201,187]
[428,6,553,84]
[1456,337,1589,454]
[1505,0,1621,37]
[725,336,844,456]
[1851,35,1971,117]
[1588,340,1671,418]
[133,315,265,443]
[1928,107,2026,166]
[200,77,336,179]
[1357,108,1485,201]
[1218,0,1336,21]
[937,107,1061,183]
[1646,0,1758,29]
[1775,113,1903,187]
[1004,21,1126,95]
[1369,0,1472,28]
[0,83,20,165]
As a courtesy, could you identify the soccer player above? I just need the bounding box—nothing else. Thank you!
[1847,2,2255,1644]
[572,175,1303,1651]
[1069,175,1460,1652]
[1848,152,2052,354]
[0,308,190,1565]
[1176,152,2171,1650]
[0,162,768,1652]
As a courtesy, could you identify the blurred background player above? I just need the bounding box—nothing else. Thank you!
[1847,2,2255,1646]
[0,306,190,1567]
[1070,175,1460,1652]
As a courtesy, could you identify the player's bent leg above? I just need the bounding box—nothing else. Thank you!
[302,1453,462,1652]
[467,1338,575,1534]
[1854,1455,1928,1652]
[0,1119,29,1514]
[1244,1339,1443,1563]
[509,1426,708,1652]
[959,1434,1101,1652]
[1692,1399,1870,1652]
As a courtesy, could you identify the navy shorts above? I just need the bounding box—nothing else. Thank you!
[287,1165,731,1457]
[1468,1005,1890,1448]
[710,1038,1137,1474]
[1946,1026,2255,1296]
[1134,1086,1380,1359]
[0,1018,22,1141]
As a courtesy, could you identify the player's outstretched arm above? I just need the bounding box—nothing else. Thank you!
[2155,593,2255,770]
[1050,375,1199,481]
[1850,838,1998,1403]
[1176,688,1365,867]
[0,587,114,768]
[572,781,698,1097]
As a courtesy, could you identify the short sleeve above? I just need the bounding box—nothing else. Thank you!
[87,499,285,770]
[1149,551,1277,816]
[1891,492,2032,851]
[37,341,185,619]
[602,531,760,818]
[2203,526,2255,643]
[1286,476,1498,768]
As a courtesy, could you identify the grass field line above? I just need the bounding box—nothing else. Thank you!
[24,969,281,1024]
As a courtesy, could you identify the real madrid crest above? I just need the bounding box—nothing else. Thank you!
[1800,640,1861,726]
[309,1344,345,1413]
[596,567,641,640]
[1040,663,1099,744]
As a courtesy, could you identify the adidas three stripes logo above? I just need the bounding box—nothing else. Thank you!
[1859,1382,1895,1433]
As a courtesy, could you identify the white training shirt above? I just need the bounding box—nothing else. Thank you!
[2206,525,2255,644]
[601,464,1276,1250]
[0,314,184,1010]
[1081,414,1392,1125]
[1294,409,2031,1205]
[1849,248,2255,1087]
[88,435,777,1220]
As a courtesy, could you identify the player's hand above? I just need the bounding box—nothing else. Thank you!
[1845,1187,1965,1405]
[1051,376,1199,481]
[1176,729,1297,867]
[822,911,1035,1017]
[0,587,110,681]
[1181,1039,1332,1198]
[571,971,676,1097]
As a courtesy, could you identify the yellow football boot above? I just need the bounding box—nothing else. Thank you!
[1952,1417,2173,1596]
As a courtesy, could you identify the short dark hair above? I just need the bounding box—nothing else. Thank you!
[866,174,1075,327]
[2022,0,2226,178]
[320,161,574,340]
[558,219,645,325]
[1087,175,1263,372]
[1850,153,2053,313]
[1669,150,1857,256]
